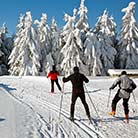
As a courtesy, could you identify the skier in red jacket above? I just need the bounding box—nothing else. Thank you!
[47,65,61,93]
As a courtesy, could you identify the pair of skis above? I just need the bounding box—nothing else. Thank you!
[110,114,129,124]
[69,116,99,130]
[68,116,105,138]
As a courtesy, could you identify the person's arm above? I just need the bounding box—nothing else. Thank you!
[82,74,89,83]
[63,75,71,83]
[131,80,137,90]
[47,72,51,78]
[109,78,120,90]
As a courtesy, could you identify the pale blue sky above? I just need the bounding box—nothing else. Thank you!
[0,0,137,35]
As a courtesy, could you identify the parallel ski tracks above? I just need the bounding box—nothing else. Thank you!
[38,97,105,138]
[9,91,104,138]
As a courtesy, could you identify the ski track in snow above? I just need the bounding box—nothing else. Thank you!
[0,76,138,138]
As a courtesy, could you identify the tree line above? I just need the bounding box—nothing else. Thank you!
[0,0,138,76]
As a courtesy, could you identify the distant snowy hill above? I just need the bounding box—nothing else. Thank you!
[0,76,138,138]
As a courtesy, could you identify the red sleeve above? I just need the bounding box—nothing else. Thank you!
[47,72,51,77]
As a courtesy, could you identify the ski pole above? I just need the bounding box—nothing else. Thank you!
[107,89,111,107]
[132,92,137,103]
[84,84,100,119]
[46,76,51,91]
[59,82,64,121]
[132,92,137,113]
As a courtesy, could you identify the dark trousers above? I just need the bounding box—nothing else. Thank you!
[71,92,90,118]
[112,92,130,115]
[51,79,61,92]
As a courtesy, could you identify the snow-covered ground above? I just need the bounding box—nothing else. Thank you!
[0,76,138,138]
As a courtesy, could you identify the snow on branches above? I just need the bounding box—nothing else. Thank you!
[7,1,138,76]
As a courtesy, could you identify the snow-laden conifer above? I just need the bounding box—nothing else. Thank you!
[117,2,138,69]
[92,9,117,75]
[59,9,87,75]
[75,0,90,47]
[9,12,40,76]
[51,17,60,66]
[0,23,12,75]
[84,31,103,76]
[34,13,53,75]
[0,24,10,61]
[9,14,25,75]
[75,0,89,32]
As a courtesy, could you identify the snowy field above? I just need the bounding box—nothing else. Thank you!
[0,76,138,138]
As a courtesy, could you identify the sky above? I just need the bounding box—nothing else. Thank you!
[0,0,138,35]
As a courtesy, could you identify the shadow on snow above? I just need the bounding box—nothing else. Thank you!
[0,83,17,93]
[0,118,5,122]
[96,116,138,122]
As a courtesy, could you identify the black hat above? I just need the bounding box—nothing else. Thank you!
[121,71,127,75]
[73,66,79,72]
[52,65,56,70]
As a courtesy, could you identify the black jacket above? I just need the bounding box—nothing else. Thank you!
[63,72,89,93]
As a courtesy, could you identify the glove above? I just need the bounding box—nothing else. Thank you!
[62,77,66,82]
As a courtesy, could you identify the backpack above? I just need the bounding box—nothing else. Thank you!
[120,76,136,93]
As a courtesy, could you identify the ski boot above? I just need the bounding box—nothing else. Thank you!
[109,111,116,116]
[125,114,129,123]
[70,116,74,122]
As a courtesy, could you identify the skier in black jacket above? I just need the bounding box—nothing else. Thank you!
[63,66,90,121]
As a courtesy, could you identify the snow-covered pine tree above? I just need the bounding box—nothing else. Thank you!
[51,17,60,69]
[9,14,25,75]
[34,13,53,75]
[59,9,87,75]
[117,2,138,69]
[84,31,103,76]
[58,9,78,68]
[93,9,117,75]
[75,0,90,46]
[76,0,89,31]
[0,23,12,75]
[9,11,40,76]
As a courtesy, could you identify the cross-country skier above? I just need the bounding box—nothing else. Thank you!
[62,66,90,121]
[47,65,61,93]
[109,71,137,123]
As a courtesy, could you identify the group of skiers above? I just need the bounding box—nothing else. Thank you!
[47,65,137,123]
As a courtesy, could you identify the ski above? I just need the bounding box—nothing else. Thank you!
[67,117,103,137]
[109,113,129,124]
[71,117,99,131]
[74,117,99,126]
[113,115,129,124]
[89,117,99,127]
